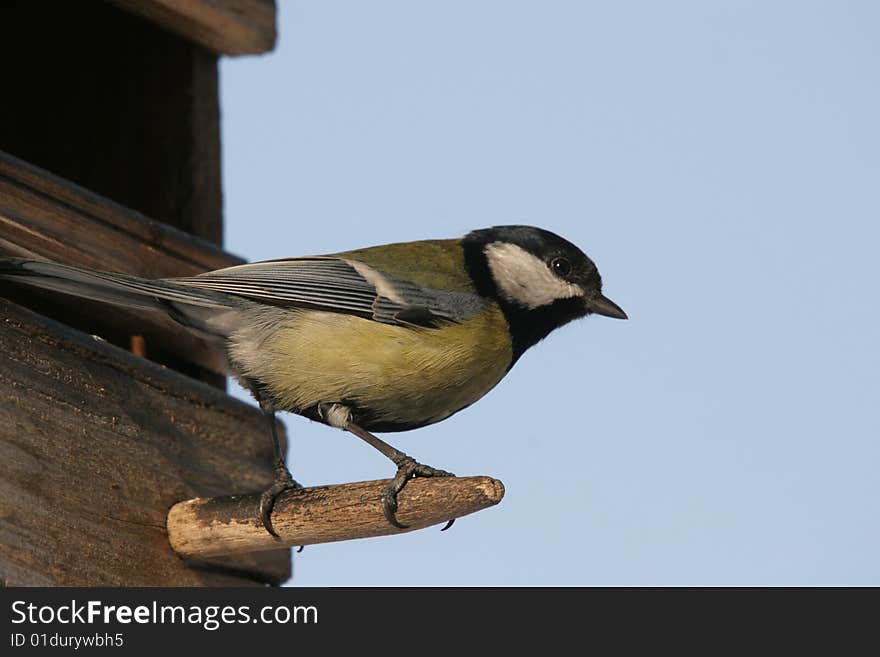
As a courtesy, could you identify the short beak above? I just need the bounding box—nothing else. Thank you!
[586,293,628,320]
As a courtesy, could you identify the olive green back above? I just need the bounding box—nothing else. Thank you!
[334,239,474,292]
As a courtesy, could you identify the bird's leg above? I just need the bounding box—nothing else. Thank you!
[256,396,303,538]
[320,404,456,530]
[348,422,457,531]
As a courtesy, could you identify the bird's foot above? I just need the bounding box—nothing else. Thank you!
[382,456,456,530]
[259,463,303,539]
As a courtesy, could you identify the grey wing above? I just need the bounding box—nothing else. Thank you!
[168,257,482,328]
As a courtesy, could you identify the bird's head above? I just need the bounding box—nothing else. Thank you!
[462,225,627,363]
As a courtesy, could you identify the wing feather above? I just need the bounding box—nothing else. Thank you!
[167,257,482,327]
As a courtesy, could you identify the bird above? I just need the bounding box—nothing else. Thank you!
[0,225,627,536]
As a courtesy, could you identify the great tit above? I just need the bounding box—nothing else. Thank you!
[0,225,626,535]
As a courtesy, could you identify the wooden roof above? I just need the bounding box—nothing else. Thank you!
[110,0,277,55]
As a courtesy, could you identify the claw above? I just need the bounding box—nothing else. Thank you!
[381,456,455,530]
[382,489,408,529]
[259,466,303,538]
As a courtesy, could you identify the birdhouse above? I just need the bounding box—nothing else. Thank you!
[0,0,289,586]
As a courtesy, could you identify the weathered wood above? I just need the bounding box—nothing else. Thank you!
[0,150,240,382]
[168,477,506,558]
[0,299,291,586]
[0,151,238,276]
[111,0,277,56]
[0,2,225,244]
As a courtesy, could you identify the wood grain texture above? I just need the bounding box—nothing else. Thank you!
[0,151,238,275]
[0,299,291,586]
[0,149,240,381]
[168,477,506,558]
[111,0,277,55]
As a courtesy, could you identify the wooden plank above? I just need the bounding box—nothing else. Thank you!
[0,299,291,586]
[111,0,277,56]
[186,46,225,244]
[0,150,239,381]
[0,151,237,275]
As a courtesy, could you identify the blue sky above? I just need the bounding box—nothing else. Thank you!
[219,2,879,585]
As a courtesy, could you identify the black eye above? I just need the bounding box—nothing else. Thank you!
[551,257,571,278]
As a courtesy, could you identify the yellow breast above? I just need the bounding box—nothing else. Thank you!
[252,305,513,430]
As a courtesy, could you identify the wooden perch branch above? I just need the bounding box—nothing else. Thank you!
[167,476,505,558]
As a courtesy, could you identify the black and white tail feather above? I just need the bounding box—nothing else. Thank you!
[0,256,478,338]
[0,257,249,340]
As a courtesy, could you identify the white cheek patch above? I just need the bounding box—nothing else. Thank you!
[484,242,583,309]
